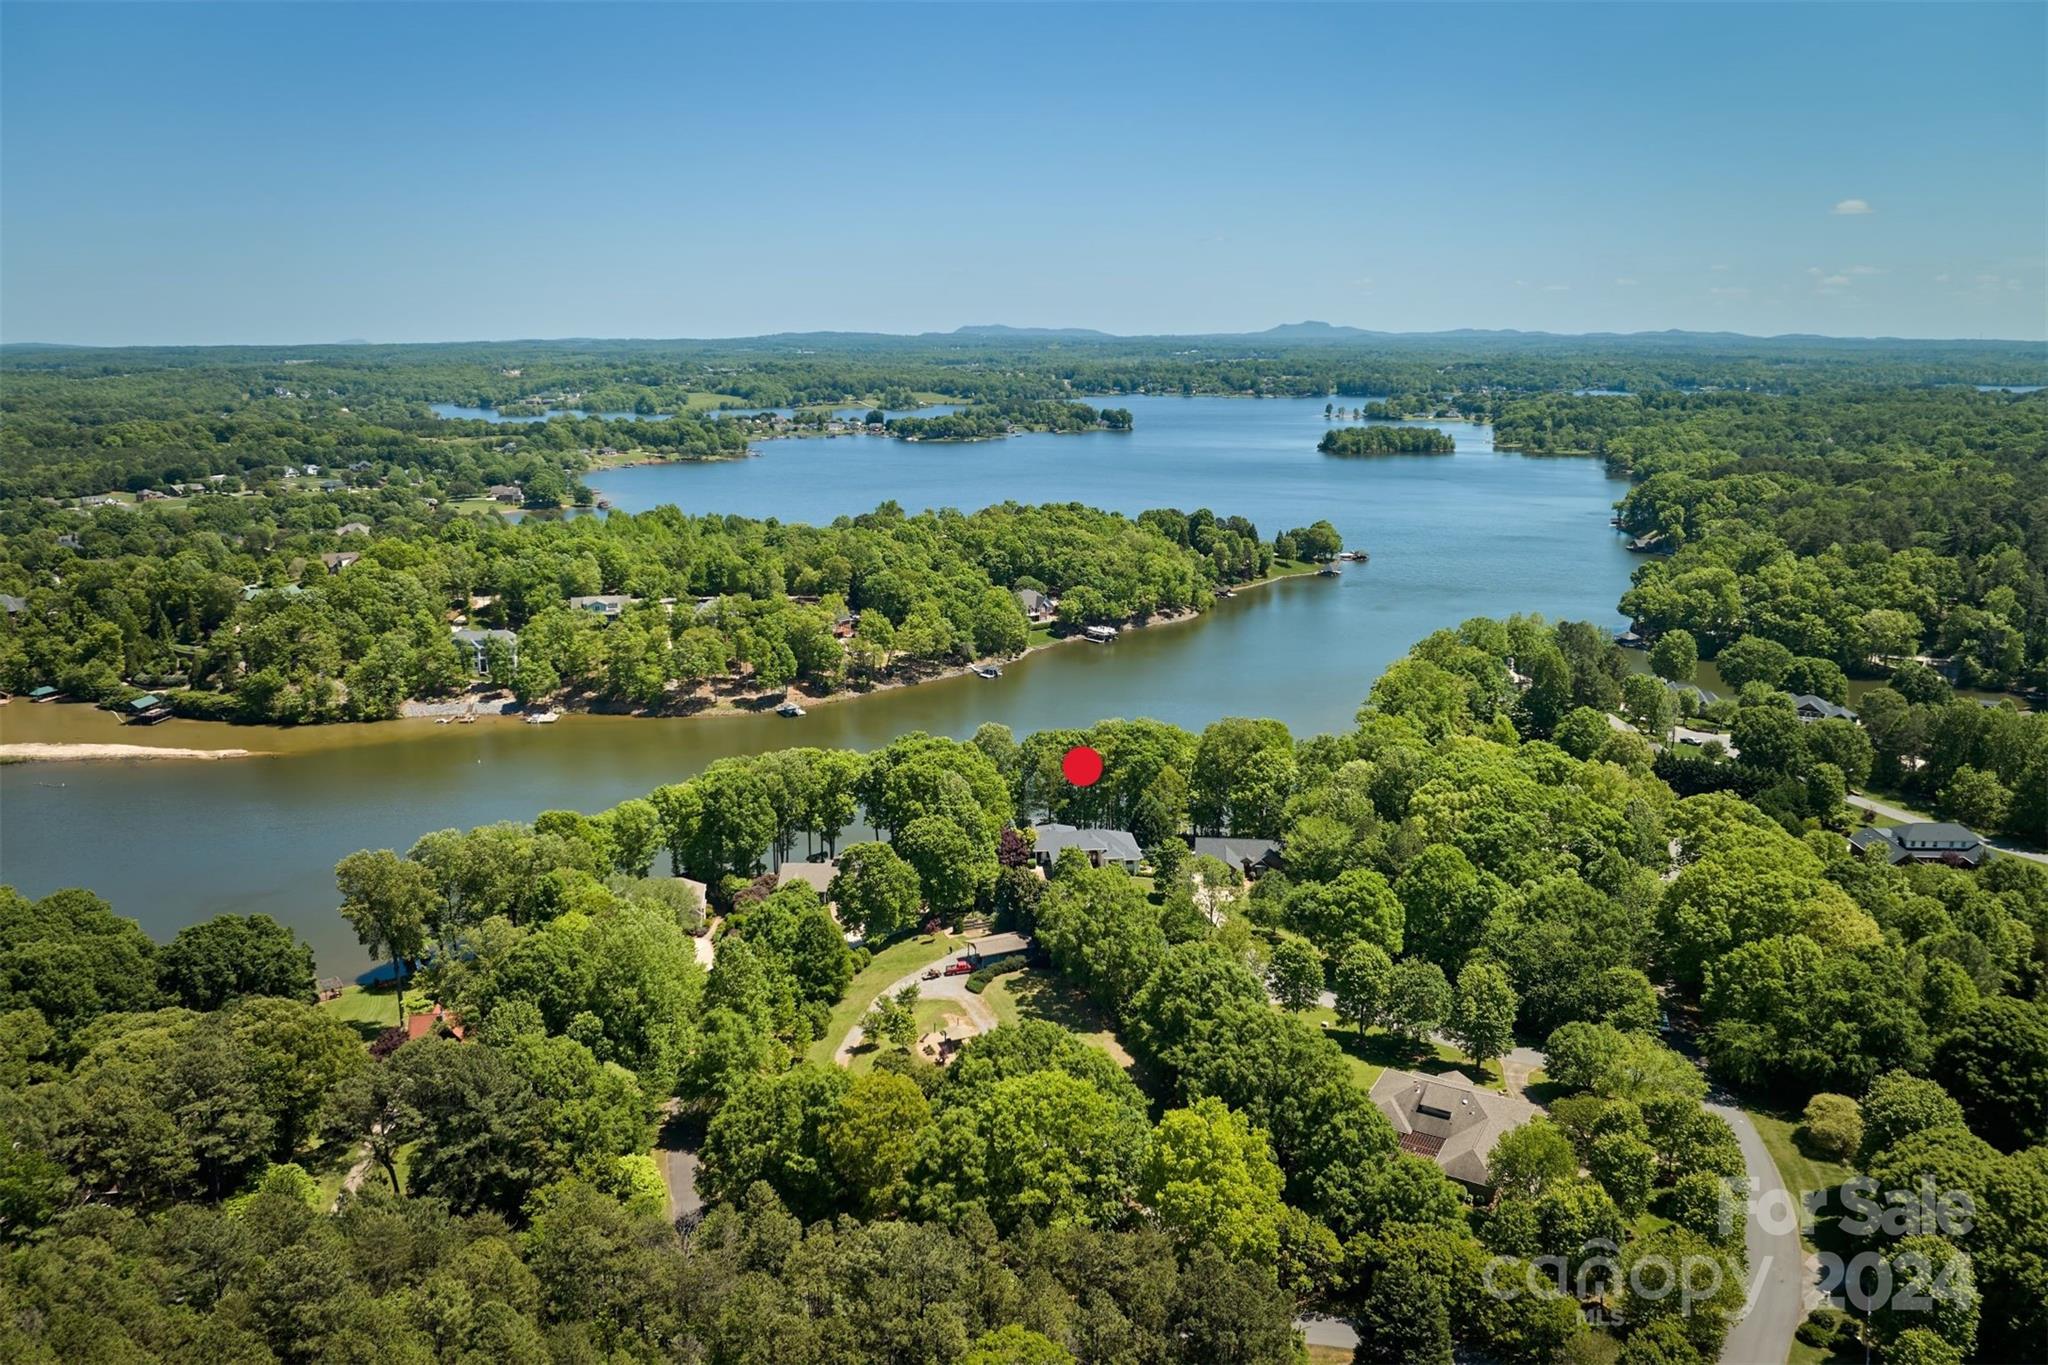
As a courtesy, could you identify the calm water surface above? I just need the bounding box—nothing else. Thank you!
[1,397,1635,970]
[429,403,675,423]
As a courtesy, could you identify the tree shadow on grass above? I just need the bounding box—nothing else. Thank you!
[1004,972,1161,1097]
[329,981,413,1043]
[1004,973,1106,1035]
[1332,1026,1495,1089]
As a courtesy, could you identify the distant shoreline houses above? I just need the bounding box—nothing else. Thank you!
[1023,824,1286,880]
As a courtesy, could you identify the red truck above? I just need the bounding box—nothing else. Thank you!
[942,958,973,977]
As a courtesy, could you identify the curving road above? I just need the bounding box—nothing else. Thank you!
[832,955,998,1064]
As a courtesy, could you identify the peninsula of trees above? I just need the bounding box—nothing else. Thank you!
[1317,425,1457,456]
[0,499,1307,724]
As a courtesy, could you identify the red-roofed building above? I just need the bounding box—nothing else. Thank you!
[405,1004,465,1043]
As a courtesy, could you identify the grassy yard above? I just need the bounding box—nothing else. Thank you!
[1788,1340,1858,1365]
[318,982,429,1041]
[1266,557,1324,579]
[982,969,1145,1080]
[679,391,755,412]
[446,496,518,517]
[1304,1006,1500,1092]
[807,931,961,1064]
[1855,787,1936,820]
[1750,1108,1853,1253]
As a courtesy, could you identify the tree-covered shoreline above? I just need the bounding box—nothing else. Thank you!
[4,613,2041,1363]
[883,400,1132,441]
[1494,386,2048,695]
[0,498,1326,725]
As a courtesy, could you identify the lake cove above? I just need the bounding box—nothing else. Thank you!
[0,396,1635,971]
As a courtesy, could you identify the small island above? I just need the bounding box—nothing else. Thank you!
[1317,425,1456,456]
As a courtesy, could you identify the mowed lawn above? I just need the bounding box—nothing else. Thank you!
[1303,1006,1501,1092]
[318,982,429,1040]
[1749,1108,1853,1252]
[807,931,961,1064]
[981,969,1153,1087]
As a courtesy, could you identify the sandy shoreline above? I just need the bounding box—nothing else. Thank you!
[1,742,263,764]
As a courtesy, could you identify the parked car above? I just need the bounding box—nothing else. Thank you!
[943,959,973,977]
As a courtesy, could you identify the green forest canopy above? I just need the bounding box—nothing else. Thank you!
[4,614,2044,1361]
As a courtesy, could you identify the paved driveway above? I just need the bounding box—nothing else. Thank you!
[832,955,998,1064]
[1709,1098,1809,1364]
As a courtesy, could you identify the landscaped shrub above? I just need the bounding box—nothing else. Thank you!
[966,957,1028,994]
[1796,1306,1854,1349]
[1800,1093,1863,1159]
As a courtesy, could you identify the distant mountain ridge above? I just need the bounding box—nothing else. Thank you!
[4,324,2041,351]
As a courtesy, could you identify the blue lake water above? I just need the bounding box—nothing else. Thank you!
[429,403,674,423]
[2,395,1638,970]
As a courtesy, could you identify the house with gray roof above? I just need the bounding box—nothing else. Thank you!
[1368,1069,1539,1188]
[1792,694,1857,723]
[567,594,638,620]
[1849,822,1991,868]
[1030,823,1142,872]
[967,932,1033,966]
[775,860,838,899]
[1187,835,1285,878]
[1014,588,1057,622]
[452,627,517,675]
[1665,680,1718,708]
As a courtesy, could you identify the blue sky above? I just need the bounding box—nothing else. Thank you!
[3,2,2042,344]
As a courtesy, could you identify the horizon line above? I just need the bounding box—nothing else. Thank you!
[5,322,2046,350]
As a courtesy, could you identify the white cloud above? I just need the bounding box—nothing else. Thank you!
[1708,286,1750,298]
[1934,273,1951,283]
[1614,277,1639,287]
[1831,198,1874,215]
[1809,263,1883,291]
[1541,283,1570,293]
[1711,263,1732,272]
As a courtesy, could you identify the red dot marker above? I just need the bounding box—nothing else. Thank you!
[1062,745,1104,787]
